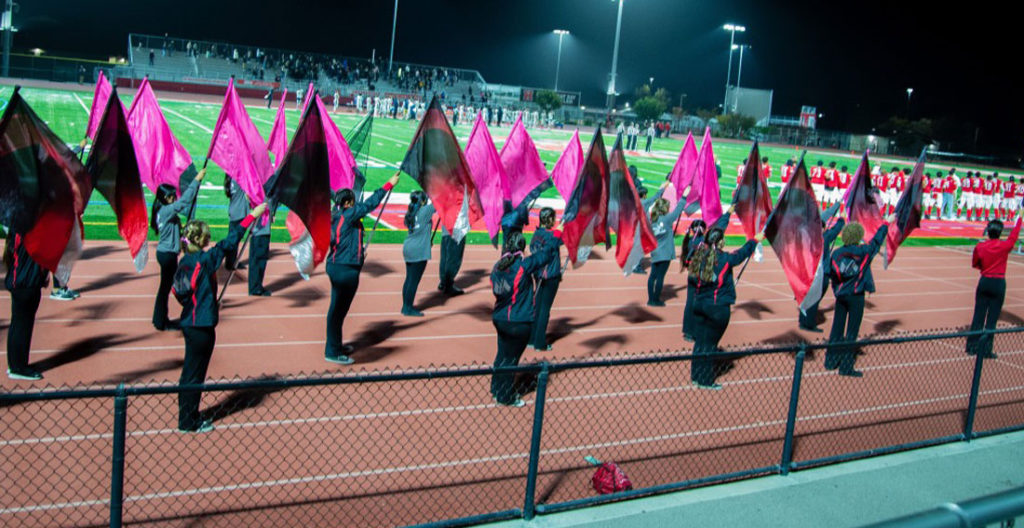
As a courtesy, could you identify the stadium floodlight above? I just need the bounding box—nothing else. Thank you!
[722,22,747,114]
[606,0,625,110]
[388,0,399,74]
[906,88,914,117]
[553,29,570,91]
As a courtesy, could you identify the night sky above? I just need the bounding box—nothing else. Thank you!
[12,0,1022,156]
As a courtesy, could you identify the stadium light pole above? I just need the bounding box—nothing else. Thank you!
[1,0,15,78]
[722,23,745,115]
[734,44,750,112]
[388,0,398,75]
[553,29,569,91]
[606,0,624,110]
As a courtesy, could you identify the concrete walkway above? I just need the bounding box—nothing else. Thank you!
[485,431,1024,528]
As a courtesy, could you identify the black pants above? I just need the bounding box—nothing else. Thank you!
[825,294,865,373]
[326,263,361,357]
[967,277,1006,357]
[682,278,698,338]
[6,288,41,373]
[153,250,178,329]
[438,235,465,291]
[645,136,652,152]
[692,303,730,385]
[647,261,670,304]
[179,326,215,430]
[402,261,427,310]
[224,220,243,269]
[492,320,533,404]
[798,274,828,329]
[248,234,270,295]
[531,277,561,348]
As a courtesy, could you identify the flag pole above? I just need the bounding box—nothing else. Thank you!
[362,177,395,255]
[217,227,253,306]
[430,218,441,247]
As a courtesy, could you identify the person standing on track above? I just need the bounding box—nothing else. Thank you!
[529,207,563,351]
[4,227,49,380]
[490,231,559,407]
[223,177,248,271]
[401,191,434,317]
[437,224,466,295]
[824,218,892,377]
[687,209,763,389]
[152,170,205,331]
[967,215,1022,358]
[324,172,400,365]
[647,191,687,307]
[176,202,266,433]
[247,210,273,297]
[798,218,846,332]
[680,219,708,342]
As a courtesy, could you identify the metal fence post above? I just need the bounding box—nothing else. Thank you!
[110,384,128,528]
[964,337,987,442]
[523,362,551,520]
[779,345,807,475]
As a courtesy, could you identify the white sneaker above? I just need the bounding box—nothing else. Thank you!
[49,288,75,301]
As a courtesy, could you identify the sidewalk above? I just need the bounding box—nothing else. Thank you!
[485,430,1024,528]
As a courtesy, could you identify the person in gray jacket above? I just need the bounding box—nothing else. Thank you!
[223,177,249,271]
[248,210,272,297]
[647,190,687,306]
[401,191,435,316]
[151,169,205,330]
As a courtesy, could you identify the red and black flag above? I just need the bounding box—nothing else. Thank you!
[885,148,927,268]
[844,151,886,243]
[562,129,610,266]
[0,87,92,277]
[345,110,374,196]
[733,141,773,239]
[400,96,483,243]
[765,153,824,312]
[608,137,656,274]
[85,86,150,273]
[263,91,333,274]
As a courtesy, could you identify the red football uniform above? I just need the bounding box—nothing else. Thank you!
[981,179,996,196]
[781,165,794,183]
[838,171,852,189]
[943,176,958,193]
[810,166,825,185]
[875,172,888,191]
[886,172,899,190]
[1002,181,1015,198]
[737,164,745,183]
[761,163,773,181]
[972,177,984,193]
[1016,183,1024,197]
[922,176,932,193]
[896,172,907,192]
[824,168,838,188]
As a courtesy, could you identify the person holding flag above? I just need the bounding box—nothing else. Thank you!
[248,211,273,297]
[798,217,846,332]
[152,170,205,331]
[4,229,49,380]
[824,216,894,377]
[438,226,466,295]
[687,207,763,389]
[176,202,267,433]
[324,172,401,365]
[401,191,435,317]
[680,219,708,342]
[490,230,560,407]
[529,207,563,351]
[647,184,687,307]
[223,178,248,271]
[966,215,1022,358]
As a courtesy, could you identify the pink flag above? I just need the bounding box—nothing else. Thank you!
[267,88,288,167]
[667,131,698,201]
[551,129,584,201]
[687,128,723,225]
[301,82,315,115]
[499,116,549,206]
[86,70,113,140]
[126,78,194,194]
[464,112,508,240]
[313,93,358,191]
[207,78,273,207]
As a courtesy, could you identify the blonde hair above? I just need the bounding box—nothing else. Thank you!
[840,222,865,246]
[651,198,670,223]
[182,220,211,254]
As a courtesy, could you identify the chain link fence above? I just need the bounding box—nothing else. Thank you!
[2,327,1023,527]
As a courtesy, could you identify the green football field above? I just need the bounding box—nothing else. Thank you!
[3,82,1019,244]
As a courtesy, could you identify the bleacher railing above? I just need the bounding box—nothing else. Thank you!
[3,327,1024,527]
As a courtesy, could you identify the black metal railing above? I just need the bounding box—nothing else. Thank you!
[2,327,1023,527]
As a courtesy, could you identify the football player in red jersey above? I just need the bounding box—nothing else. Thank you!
[761,156,772,183]
[837,165,852,215]
[959,171,975,220]
[810,160,826,203]
[781,159,795,184]
[1000,175,1017,220]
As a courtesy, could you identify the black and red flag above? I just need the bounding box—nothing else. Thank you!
[844,151,887,246]
[608,137,656,274]
[765,153,824,312]
[562,129,610,266]
[0,87,92,278]
[885,148,927,268]
[400,96,483,243]
[85,86,150,273]
[264,91,333,275]
[733,141,773,239]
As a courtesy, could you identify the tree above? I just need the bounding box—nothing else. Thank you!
[535,90,562,113]
[878,116,934,156]
[716,113,757,139]
[633,96,667,122]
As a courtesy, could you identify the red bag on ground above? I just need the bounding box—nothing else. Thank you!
[591,462,633,495]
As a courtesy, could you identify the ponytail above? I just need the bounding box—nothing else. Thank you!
[688,227,723,282]
[650,198,670,223]
[405,191,426,231]
[181,220,211,254]
[497,231,526,271]
[151,184,177,235]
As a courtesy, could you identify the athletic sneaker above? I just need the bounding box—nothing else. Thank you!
[494,397,526,408]
[7,368,43,381]
[178,419,214,434]
[325,354,355,365]
[49,288,75,301]
[839,370,864,378]
[646,300,666,307]
[66,288,81,299]
[696,383,722,390]
[401,307,425,317]
[533,345,553,351]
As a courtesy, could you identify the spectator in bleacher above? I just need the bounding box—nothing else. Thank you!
[149,50,155,66]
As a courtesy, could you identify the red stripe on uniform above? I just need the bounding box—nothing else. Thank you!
[190,262,202,324]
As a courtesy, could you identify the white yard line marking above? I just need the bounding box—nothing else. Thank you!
[162,107,214,134]
[71,93,90,115]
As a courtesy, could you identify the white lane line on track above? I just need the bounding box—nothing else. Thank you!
[7,377,1024,514]
[4,304,1023,357]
